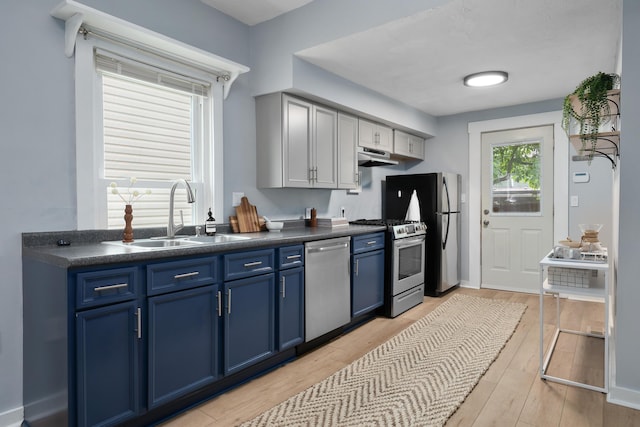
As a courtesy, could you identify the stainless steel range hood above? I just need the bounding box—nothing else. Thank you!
[357,147,398,167]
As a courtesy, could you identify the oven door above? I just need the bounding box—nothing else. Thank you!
[392,236,426,295]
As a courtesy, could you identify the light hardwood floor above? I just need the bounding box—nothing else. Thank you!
[160,288,640,427]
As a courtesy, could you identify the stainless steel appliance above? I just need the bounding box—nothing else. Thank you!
[385,172,461,296]
[350,219,426,317]
[304,237,351,341]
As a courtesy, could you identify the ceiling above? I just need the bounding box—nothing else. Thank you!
[200,0,313,26]
[202,0,622,117]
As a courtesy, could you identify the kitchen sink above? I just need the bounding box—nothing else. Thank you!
[127,239,203,248]
[102,234,251,250]
[182,234,251,243]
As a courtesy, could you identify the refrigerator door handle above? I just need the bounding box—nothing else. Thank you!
[443,175,451,214]
[443,212,450,250]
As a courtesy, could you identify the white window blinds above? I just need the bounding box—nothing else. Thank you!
[97,50,208,229]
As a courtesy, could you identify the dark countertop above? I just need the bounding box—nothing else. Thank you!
[22,223,387,269]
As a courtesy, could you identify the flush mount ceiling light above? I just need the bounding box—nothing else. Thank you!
[463,71,509,87]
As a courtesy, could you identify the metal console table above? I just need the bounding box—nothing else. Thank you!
[539,251,610,393]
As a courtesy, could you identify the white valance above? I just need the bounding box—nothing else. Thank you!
[50,0,249,99]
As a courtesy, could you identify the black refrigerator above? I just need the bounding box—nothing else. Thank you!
[385,172,461,296]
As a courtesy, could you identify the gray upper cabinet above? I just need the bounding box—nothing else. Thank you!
[358,118,393,152]
[256,93,338,189]
[393,129,425,160]
[337,113,358,190]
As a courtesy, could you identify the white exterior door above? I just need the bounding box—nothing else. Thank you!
[481,125,554,293]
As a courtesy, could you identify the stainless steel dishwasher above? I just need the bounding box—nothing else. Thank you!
[304,236,351,341]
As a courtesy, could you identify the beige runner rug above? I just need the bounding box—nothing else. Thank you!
[242,294,526,427]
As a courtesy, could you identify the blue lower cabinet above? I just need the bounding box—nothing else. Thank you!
[277,267,304,350]
[147,285,220,409]
[224,274,275,375]
[352,249,385,317]
[76,300,141,427]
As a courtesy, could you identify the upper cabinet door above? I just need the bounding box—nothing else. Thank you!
[283,95,313,188]
[358,118,392,151]
[337,113,358,190]
[393,130,425,160]
[313,105,338,188]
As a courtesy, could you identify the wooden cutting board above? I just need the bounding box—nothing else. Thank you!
[235,196,261,232]
[229,215,266,233]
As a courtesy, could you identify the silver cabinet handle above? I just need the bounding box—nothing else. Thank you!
[94,283,128,292]
[243,261,263,268]
[174,271,199,279]
[355,259,359,276]
[217,290,222,317]
[227,289,232,314]
[286,255,301,260]
[281,276,286,299]
[135,307,141,339]
[366,241,377,245]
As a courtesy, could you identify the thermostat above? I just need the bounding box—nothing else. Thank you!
[572,172,590,183]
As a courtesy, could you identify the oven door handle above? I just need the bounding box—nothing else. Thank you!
[394,237,425,248]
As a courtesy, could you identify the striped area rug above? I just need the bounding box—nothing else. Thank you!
[242,294,526,427]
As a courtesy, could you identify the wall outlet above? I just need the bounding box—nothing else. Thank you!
[305,207,312,219]
[232,192,245,206]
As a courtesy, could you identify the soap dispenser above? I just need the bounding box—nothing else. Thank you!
[205,208,216,236]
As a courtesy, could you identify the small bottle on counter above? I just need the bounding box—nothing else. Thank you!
[205,208,216,236]
[310,208,317,227]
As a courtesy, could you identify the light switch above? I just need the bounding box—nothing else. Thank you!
[232,192,244,206]
[570,196,579,207]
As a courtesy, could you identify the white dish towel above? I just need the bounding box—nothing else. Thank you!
[405,190,421,221]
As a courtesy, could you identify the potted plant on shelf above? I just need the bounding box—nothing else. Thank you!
[562,72,620,156]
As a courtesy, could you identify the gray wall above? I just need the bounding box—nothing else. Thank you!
[616,0,640,398]
[568,157,614,248]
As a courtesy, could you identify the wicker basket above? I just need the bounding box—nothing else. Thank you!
[548,267,591,288]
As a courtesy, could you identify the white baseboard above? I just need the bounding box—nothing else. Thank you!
[480,283,538,294]
[459,280,476,289]
[0,406,23,427]
[608,384,640,410]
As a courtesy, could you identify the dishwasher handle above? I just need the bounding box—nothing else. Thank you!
[306,242,348,253]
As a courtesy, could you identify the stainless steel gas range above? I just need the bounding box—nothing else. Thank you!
[350,219,427,317]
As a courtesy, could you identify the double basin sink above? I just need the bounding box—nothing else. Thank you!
[103,234,251,250]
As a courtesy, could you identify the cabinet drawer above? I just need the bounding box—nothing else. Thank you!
[278,245,304,269]
[147,256,220,296]
[352,232,385,254]
[224,249,275,281]
[76,267,139,309]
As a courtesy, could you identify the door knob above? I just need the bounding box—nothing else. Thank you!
[483,220,490,227]
[483,209,490,215]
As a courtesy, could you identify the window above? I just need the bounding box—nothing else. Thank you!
[75,36,224,230]
[491,141,542,214]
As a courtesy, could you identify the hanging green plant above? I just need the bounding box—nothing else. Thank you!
[562,72,620,157]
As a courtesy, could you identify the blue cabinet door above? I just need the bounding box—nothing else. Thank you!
[147,285,220,408]
[277,267,304,350]
[352,249,385,317]
[224,274,275,375]
[76,300,140,427]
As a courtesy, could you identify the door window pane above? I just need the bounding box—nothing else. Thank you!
[491,141,541,214]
